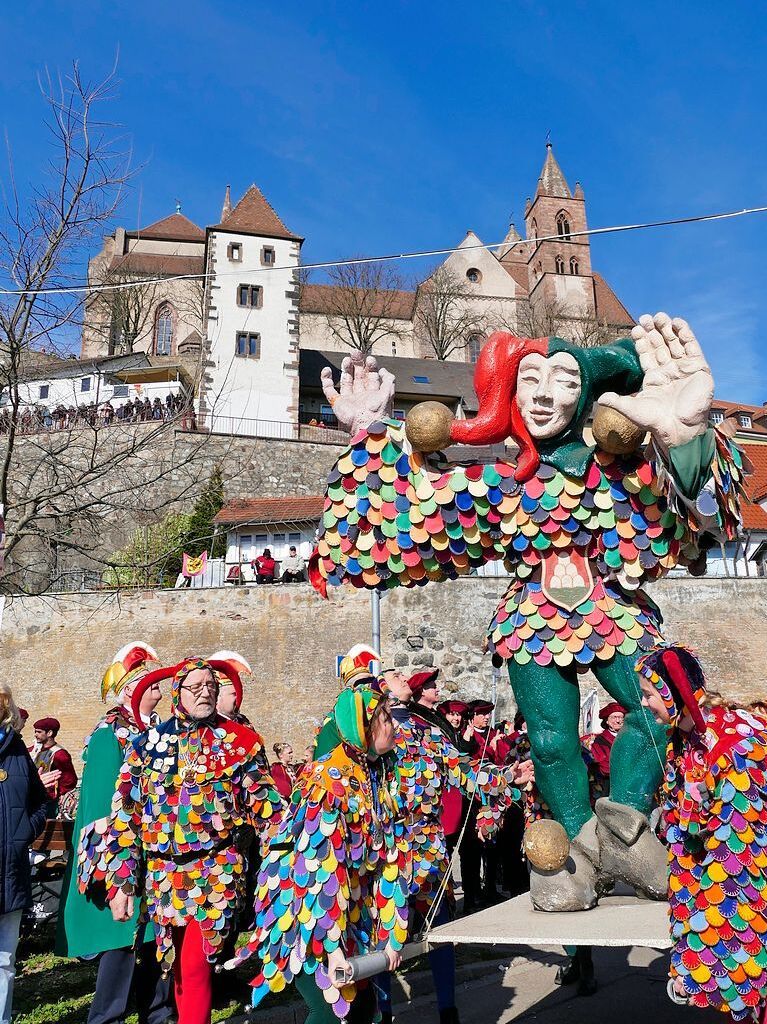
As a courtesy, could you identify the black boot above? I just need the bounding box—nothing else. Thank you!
[554,956,580,986]
[439,1009,460,1024]
[575,947,597,997]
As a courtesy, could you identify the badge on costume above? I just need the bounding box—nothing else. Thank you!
[540,550,595,612]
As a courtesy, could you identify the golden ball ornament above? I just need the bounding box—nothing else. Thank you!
[592,404,645,455]
[405,401,455,453]
[523,818,571,872]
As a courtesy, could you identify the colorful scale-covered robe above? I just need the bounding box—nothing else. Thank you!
[313,418,742,669]
[395,709,520,914]
[663,706,767,1019]
[77,716,283,970]
[231,740,409,1019]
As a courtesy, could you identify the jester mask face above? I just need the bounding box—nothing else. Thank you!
[516,351,583,439]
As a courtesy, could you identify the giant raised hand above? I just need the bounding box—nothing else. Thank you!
[320,351,396,437]
[598,313,714,449]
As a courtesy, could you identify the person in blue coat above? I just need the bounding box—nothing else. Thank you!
[0,682,48,1024]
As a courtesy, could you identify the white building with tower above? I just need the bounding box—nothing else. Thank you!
[200,186,303,433]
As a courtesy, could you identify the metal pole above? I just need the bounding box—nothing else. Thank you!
[371,589,381,668]
[491,664,499,727]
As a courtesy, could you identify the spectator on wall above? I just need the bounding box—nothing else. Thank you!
[281,546,305,583]
[253,548,277,584]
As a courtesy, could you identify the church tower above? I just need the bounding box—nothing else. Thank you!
[524,144,595,316]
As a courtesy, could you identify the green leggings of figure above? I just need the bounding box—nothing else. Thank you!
[509,653,668,840]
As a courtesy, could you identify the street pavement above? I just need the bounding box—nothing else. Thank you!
[390,944,723,1024]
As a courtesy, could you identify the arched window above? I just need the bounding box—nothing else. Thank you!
[555,255,565,275]
[467,333,483,363]
[569,256,579,275]
[556,211,571,239]
[530,219,538,242]
[154,304,174,356]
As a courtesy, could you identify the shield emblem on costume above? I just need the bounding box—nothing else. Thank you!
[540,550,596,613]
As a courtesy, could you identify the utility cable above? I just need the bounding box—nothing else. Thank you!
[1,203,766,297]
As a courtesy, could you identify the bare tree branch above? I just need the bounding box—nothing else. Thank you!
[315,260,408,355]
[414,265,487,360]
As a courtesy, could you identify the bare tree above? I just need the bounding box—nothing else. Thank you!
[0,62,223,594]
[414,265,487,360]
[509,296,626,348]
[313,260,409,354]
[85,262,161,355]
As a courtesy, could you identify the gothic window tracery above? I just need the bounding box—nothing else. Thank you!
[556,211,571,239]
[555,255,565,275]
[154,304,174,356]
[570,256,579,275]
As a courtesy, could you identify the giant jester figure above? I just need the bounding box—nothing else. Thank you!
[311,313,745,911]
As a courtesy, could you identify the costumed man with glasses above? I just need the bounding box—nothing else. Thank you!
[78,654,284,1024]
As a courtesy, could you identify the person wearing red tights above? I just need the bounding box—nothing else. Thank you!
[78,654,285,1024]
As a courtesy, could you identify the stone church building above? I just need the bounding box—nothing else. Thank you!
[80,145,633,431]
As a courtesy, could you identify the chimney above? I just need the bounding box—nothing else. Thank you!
[221,185,232,221]
[114,226,126,255]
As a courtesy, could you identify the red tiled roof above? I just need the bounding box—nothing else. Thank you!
[128,213,205,242]
[107,253,205,277]
[499,261,530,293]
[214,496,325,527]
[212,185,302,241]
[711,399,767,437]
[299,283,416,320]
[593,273,634,327]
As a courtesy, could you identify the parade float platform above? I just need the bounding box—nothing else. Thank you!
[427,894,672,949]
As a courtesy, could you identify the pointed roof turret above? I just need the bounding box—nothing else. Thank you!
[221,184,232,221]
[536,142,571,199]
[211,184,303,241]
[496,222,524,260]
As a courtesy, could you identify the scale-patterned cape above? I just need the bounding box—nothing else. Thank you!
[314,419,743,669]
[394,714,520,914]
[662,707,767,1019]
[77,717,283,971]
[231,743,409,1020]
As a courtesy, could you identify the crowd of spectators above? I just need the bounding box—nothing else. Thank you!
[0,392,195,435]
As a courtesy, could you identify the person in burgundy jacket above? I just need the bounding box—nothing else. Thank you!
[437,700,470,855]
[30,717,77,815]
[584,703,627,784]
[270,743,296,800]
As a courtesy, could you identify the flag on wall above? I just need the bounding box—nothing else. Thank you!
[182,551,208,578]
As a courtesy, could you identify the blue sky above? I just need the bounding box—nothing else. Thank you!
[1,1,765,401]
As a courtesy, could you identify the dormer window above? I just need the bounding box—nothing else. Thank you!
[227,242,242,262]
[261,245,275,266]
[738,413,752,429]
[555,255,565,275]
[709,410,724,425]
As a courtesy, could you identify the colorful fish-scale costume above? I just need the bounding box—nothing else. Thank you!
[231,688,408,1020]
[395,707,520,915]
[314,418,741,668]
[312,332,745,870]
[638,645,767,1019]
[77,657,284,972]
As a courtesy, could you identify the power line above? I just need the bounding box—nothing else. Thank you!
[1,203,766,298]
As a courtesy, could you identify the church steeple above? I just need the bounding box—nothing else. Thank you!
[220,184,232,221]
[536,142,571,199]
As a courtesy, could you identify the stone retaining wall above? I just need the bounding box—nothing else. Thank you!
[1,576,765,768]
